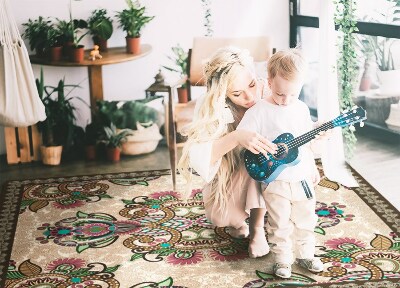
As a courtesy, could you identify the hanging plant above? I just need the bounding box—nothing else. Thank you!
[201,0,213,37]
[334,0,358,159]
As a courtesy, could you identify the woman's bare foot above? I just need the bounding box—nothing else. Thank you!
[227,223,249,238]
[248,226,269,258]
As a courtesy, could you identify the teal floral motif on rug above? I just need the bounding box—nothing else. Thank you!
[1,167,399,287]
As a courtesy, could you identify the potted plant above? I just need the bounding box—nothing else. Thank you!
[35,68,82,165]
[102,123,132,162]
[55,18,88,62]
[162,44,189,103]
[116,0,155,54]
[70,18,89,63]
[84,122,100,160]
[95,100,162,155]
[46,24,64,61]
[22,16,52,57]
[55,19,74,57]
[360,0,400,95]
[87,9,113,52]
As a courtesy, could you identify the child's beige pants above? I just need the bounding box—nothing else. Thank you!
[263,179,317,264]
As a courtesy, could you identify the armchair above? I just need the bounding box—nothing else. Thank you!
[166,36,272,190]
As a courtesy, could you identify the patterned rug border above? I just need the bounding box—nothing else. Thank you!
[0,167,398,288]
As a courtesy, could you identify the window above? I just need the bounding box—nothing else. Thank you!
[290,0,400,135]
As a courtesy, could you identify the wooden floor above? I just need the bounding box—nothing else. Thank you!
[348,132,400,210]
[1,133,399,210]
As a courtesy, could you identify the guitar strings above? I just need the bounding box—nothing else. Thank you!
[254,121,334,164]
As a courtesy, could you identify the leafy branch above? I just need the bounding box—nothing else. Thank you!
[334,0,358,158]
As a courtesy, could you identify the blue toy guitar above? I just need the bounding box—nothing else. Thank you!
[243,106,367,183]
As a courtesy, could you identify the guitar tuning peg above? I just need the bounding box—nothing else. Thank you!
[342,109,349,113]
[360,121,364,127]
[351,105,358,110]
[349,125,355,132]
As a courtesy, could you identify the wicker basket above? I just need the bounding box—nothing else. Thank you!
[120,123,162,155]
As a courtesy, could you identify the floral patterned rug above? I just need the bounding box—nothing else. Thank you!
[0,163,399,288]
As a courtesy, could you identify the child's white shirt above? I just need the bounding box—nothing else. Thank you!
[237,98,315,182]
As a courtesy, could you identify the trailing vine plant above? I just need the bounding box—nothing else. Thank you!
[201,0,213,36]
[334,0,358,159]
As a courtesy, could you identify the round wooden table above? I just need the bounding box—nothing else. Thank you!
[30,45,152,113]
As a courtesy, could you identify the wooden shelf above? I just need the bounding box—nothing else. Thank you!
[29,45,152,115]
[29,45,152,67]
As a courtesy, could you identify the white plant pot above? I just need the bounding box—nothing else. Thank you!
[377,69,400,96]
[385,103,400,132]
[119,123,162,156]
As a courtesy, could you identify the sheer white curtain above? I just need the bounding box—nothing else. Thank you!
[318,0,358,187]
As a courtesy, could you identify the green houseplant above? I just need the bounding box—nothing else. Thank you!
[87,8,113,52]
[22,16,52,56]
[95,100,162,156]
[46,25,64,61]
[55,18,88,62]
[36,68,82,165]
[116,0,155,54]
[162,44,189,103]
[102,123,132,161]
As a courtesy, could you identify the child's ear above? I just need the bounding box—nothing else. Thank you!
[267,78,272,89]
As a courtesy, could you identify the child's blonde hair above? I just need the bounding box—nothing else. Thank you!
[178,46,255,214]
[267,48,307,81]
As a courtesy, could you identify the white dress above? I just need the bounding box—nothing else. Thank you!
[188,79,268,229]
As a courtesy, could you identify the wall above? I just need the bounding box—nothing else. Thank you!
[0,0,289,155]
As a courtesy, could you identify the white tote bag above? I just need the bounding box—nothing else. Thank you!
[0,0,46,127]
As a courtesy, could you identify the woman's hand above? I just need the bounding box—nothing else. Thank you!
[235,129,277,156]
[312,165,321,187]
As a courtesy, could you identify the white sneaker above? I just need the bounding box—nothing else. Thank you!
[273,262,292,279]
[296,257,324,272]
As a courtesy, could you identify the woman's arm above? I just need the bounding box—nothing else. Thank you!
[211,130,277,164]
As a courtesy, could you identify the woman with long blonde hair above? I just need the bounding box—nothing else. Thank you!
[178,46,277,258]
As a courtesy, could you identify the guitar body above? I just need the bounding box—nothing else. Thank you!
[244,133,300,183]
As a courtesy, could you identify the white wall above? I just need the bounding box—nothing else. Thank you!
[0,0,289,155]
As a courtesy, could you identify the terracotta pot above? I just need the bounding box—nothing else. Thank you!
[40,145,63,165]
[93,37,108,52]
[62,41,74,58]
[359,77,371,92]
[50,46,62,62]
[126,37,140,54]
[106,147,121,162]
[85,145,96,161]
[177,87,188,103]
[70,45,85,63]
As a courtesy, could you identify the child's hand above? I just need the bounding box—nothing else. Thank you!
[235,129,277,157]
[314,121,333,141]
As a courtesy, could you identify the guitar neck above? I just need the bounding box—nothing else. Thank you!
[287,121,334,150]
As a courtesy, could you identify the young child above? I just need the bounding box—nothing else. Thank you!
[237,48,324,278]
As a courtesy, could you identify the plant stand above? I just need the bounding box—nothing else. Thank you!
[4,125,42,164]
